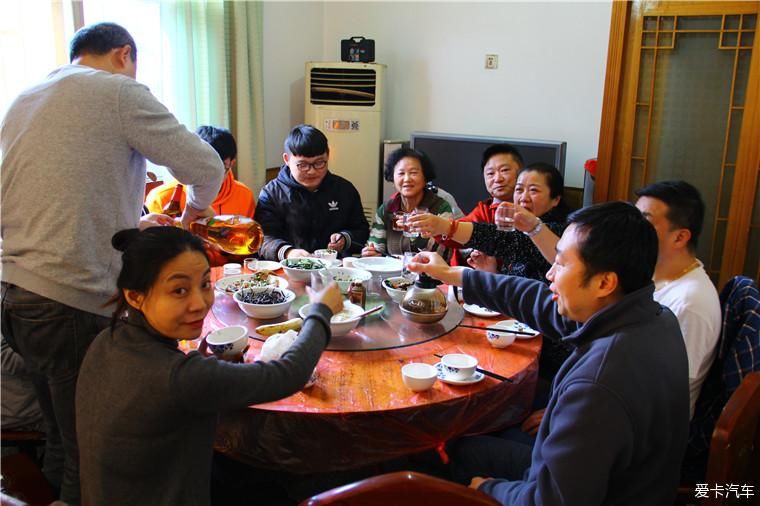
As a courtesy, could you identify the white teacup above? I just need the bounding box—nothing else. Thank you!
[440,353,478,380]
[401,363,437,391]
[205,325,248,359]
[486,329,518,349]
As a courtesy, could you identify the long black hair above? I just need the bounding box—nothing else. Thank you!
[107,227,208,330]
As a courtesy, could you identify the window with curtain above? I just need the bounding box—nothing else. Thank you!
[0,2,74,121]
[82,0,265,191]
[2,0,265,191]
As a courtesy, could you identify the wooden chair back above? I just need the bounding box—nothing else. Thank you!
[703,371,760,506]
[301,471,500,506]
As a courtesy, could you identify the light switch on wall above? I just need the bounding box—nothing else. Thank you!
[485,54,498,70]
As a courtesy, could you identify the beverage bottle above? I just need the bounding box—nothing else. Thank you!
[348,281,366,309]
[189,215,264,256]
[162,184,184,218]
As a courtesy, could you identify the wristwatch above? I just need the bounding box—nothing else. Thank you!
[524,218,543,237]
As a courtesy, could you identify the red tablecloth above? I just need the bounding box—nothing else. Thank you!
[185,267,541,473]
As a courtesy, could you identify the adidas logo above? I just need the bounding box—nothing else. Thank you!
[328,200,339,211]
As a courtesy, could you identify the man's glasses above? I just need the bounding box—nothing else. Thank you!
[295,159,328,171]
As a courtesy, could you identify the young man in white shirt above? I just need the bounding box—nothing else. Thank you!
[635,180,721,419]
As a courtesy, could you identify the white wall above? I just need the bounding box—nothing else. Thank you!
[263,1,612,188]
[262,1,324,171]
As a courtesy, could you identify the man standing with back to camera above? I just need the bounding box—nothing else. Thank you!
[1,22,224,504]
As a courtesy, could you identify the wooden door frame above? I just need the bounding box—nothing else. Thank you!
[594,1,760,286]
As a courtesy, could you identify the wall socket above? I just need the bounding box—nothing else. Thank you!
[485,54,498,70]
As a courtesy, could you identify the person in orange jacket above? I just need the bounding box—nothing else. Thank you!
[145,125,256,266]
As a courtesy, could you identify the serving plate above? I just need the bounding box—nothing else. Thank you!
[352,257,403,276]
[252,260,283,272]
[215,273,289,295]
[462,303,501,318]
[434,362,485,385]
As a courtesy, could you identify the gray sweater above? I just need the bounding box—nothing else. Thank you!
[0,64,224,316]
[76,307,331,506]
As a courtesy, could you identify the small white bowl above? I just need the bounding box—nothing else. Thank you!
[401,363,437,391]
[322,267,372,293]
[299,301,364,337]
[440,353,478,381]
[486,329,518,348]
[280,257,329,282]
[382,276,414,303]
[206,325,248,359]
[234,287,296,319]
[313,249,338,261]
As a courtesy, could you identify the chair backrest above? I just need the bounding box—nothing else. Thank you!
[684,276,760,481]
[301,471,500,506]
[705,371,760,488]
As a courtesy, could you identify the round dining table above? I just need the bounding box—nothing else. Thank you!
[184,265,541,474]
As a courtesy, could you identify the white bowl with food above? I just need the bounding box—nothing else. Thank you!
[382,276,414,303]
[322,267,373,293]
[215,273,288,295]
[313,248,338,261]
[233,287,296,319]
[298,301,365,336]
[280,257,329,282]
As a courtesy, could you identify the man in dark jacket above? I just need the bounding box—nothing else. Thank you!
[256,124,369,260]
[408,201,690,506]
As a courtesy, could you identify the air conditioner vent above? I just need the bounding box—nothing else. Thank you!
[310,67,376,106]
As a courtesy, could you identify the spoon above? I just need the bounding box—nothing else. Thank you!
[355,305,384,319]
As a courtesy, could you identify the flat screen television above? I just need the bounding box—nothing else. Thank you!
[410,132,567,215]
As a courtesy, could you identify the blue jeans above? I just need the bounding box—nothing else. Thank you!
[449,431,534,486]
[1,283,109,505]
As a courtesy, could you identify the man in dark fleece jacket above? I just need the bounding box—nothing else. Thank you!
[408,201,690,506]
[256,124,369,260]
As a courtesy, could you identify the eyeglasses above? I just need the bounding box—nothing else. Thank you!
[295,159,328,171]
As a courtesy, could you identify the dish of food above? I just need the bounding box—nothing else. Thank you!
[236,288,289,305]
[282,258,327,270]
[383,277,413,291]
[215,272,288,295]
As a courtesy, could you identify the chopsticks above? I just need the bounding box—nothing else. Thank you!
[433,354,513,383]
[458,324,536,337]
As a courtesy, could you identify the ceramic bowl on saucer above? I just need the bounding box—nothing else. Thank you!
[440,353,478,380]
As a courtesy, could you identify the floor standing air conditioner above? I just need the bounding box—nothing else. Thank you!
[305,62,386,221]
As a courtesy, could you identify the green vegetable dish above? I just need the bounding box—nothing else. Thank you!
[284,258,325,270]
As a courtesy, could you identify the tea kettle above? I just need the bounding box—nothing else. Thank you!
[400,273,448,323]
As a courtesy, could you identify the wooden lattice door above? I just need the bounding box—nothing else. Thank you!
[595,1,760,286]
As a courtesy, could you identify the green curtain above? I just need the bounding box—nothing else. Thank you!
[159,0,265,193]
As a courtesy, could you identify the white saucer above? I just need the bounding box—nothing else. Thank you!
[462,303,501,318]
[253,260,283,272]
[489,319,539,339]
[435,362,485,385]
